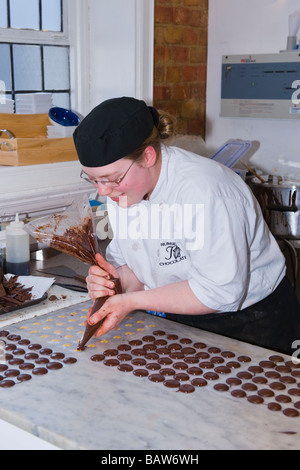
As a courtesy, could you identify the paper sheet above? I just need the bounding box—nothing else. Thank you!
[5,274,55,300]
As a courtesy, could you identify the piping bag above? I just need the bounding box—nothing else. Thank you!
[25,195,122,351]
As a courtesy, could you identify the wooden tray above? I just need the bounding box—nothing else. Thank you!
[0,113,78,166]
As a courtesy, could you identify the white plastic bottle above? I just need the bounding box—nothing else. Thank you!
[6,214,30,276]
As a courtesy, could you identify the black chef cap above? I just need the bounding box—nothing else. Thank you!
[73,97,159,168]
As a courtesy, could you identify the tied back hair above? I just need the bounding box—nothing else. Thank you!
[127,110,176,163]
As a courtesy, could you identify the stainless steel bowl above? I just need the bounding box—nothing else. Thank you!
[250,175,300,239]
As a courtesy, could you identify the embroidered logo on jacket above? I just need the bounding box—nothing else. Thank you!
[159,242,187,267]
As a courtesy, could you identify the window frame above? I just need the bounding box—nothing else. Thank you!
[0,0,71,107]
[0,0,69,45]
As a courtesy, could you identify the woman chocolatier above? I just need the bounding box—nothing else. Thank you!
[73,97,300,356]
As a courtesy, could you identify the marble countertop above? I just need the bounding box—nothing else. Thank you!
[0,302,299,451]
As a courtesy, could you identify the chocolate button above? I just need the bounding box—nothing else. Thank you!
[160,368,175,376]
[187,367,203,376]
[180,338,192,345]
[117,344,131,351]
[146,363,161,371]
[247,395,264,405]
[117,354,132,362]
[174,373,189,382]
[152,331,166,337]
[18,339,30,346]
[32,367,48,375]
[191,378,207,387]
[158,357,172,366]
[47,362,63,370]
[103,349,118,357]
[214,366,231,375]
[131,358,146,366]
[4,369,20,378]
[0,380,15,388]
[214,383,230,392]
[131,348,145,357]
[25,353,39,361]
[221,351,235,358]
[143,344,157,351]
[142,336,155,342]
[103,359,119,367]
[258,389,274,398]
[179,384,195,394]
[17,374,32,382]
[154,339,167,346]
[252,376,268,385]
[40,348,53,356]
[275,395,292,404]
[238,356,251,363]
[168,343,182,351]
[133,369,148,377]
[63,357,77,365]
[163,379,180,389]
[19,363,35,370]
[226,377,242,386]
[231,389,246,398]
[148,374,164,383]
[283,408,300,418]
[35,358,49,365]
[268,402,282,412]
[173,362,188,370]
[7,335,21,342]
[118,364,133,373]
[129,339,143,346]
[90,354,105,362]
[28,344,42,351]
[203,372,219,381]
[181,347,196,356]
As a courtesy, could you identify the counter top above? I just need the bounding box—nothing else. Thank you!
[0,303,299,451]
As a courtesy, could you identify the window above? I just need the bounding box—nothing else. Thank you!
[0,0,71,110]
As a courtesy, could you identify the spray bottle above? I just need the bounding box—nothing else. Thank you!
[6,214,30,276]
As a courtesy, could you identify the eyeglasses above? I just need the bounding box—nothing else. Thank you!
[80,160,135,187]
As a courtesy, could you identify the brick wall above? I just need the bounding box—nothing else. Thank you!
[153,0,208,137]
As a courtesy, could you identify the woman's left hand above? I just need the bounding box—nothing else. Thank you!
[87,292,134,338]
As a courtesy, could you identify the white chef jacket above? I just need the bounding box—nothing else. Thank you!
[106,145,286,312]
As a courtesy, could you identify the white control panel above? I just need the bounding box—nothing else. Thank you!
[221,52,300,119]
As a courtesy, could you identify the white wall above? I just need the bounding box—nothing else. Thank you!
[206,0,300,179]
[88,0,136,109]
[72,0,154,116]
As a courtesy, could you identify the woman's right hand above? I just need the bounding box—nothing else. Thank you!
[86,253,120,300]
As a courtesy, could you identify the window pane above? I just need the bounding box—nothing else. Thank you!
[13,45,42,91]
[0,44,12,91]
[42,0,62,32]
[10,0,39,30]
[43,46,69,90]
[52,92,70,109]
[0,0,8,28]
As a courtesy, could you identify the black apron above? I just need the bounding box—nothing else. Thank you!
[165,277,300,356]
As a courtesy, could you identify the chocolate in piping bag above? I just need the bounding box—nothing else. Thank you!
[77,277,122,351]
[25,196,122,350]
